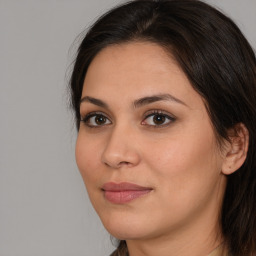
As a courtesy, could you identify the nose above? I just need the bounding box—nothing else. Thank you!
[101,124,140,169]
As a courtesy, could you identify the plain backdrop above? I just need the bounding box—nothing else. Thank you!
[0,0,255,255]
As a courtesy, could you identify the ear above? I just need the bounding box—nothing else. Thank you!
[221,123,249,175]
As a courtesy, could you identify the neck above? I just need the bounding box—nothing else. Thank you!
[126,198,224,256]
[127,224,222,256]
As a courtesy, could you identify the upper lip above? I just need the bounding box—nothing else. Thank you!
[102,182,153,191]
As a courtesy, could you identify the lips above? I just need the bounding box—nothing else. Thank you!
[102,182,153,204]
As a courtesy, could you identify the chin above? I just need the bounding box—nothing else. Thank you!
[98,210,153,240]
[105,226,149,241]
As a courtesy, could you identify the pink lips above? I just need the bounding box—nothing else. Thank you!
[102,182,152,204]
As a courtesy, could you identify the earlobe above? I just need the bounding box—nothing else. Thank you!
[221,123,249,175]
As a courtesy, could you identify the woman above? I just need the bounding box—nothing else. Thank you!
[69,0,256,255]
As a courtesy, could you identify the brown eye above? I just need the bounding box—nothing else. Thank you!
[81,113,111,127]
[142,111,175,127]
[95,115,107,125]
[153,114,166,125]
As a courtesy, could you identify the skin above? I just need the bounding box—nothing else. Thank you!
[76,41,231,256]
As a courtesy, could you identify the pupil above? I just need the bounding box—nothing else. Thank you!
[153,115,165,125]
[95,115,106,125]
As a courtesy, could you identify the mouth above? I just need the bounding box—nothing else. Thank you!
[101,182,153,204]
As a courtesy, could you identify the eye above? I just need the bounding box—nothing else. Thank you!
[81,112,111,127]
[142,111,175,127]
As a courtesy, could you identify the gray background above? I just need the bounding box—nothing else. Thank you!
[0,0,255,255]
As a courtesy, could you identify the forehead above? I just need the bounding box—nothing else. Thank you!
[84,41,177,88]
[82,41,203,110]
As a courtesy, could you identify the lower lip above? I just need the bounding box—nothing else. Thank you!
[104,190,152,204]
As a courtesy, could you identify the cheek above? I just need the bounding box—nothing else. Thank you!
[139,127,223,226]
[143,122,221,193]
[75,133,103,186]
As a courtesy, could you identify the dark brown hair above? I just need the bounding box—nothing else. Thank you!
[69,0,256,255]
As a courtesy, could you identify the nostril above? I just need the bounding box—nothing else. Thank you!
[116,161,132,168]
[120,161,130,165]
[101,143,141,168]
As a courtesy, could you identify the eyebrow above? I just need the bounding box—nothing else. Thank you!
[133,94,187,108]
[80,96,109,108]
[80,93,187,109]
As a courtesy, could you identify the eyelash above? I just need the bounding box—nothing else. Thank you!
[80,111,111,128]
[142,110,176,128]
[80,110,176,128]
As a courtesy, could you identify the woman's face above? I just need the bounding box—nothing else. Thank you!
[76,42,227,241]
